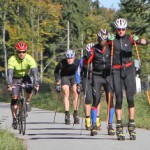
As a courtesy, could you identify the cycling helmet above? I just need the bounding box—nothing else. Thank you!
[97,29,109,40]
[15,41,28,51]
[85,43,94,52]
[65,49,75,58]
[114,18,127,29]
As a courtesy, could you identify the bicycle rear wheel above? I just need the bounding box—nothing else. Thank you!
[21,98,27,135]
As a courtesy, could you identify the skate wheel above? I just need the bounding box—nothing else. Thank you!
[91,131,98,136]
[108,132,115,136]
[130,135,136,140]
[117,136,125,140]
[91,133,94,136]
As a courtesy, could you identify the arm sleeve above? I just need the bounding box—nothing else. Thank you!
[30,68,39,84]
[75,58,83,84]
[7,57,15,85]
[54,62,61,82]
[7,69,14,85]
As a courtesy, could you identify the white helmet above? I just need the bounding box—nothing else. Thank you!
[97,29,109,40]
[114,18,127,29]
[85,43,94,52]
[65,49,75,58]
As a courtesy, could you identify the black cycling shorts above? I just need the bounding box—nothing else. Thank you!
[11,76,33,97]
[61,75,76,87]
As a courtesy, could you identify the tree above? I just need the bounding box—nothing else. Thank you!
[119,0,150,83]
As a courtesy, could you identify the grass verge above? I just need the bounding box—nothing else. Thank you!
[0,129,26,150]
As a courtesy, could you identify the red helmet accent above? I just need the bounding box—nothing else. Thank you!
[15,42,28,51]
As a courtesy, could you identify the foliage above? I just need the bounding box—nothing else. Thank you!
[118,0,150,83]
[0,0,149,83]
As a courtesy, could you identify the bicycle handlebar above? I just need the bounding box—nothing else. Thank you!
[12,83,33,88]
[12,83,38,94]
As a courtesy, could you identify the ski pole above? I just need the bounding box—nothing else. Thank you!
[146,90,150,108]
[110,40,114,72]
[106,92,111,125]
[53,88,61,123]
[134,41,140,62]
[80,61,90,135]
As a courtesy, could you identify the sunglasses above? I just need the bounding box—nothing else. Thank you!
[17,51,26,54]
[117,28,126,31]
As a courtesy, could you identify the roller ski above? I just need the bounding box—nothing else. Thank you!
[128,122,136,140]
[65,116,70,125]
[96,117,101,130]
[116,124,125,140]
[65,111,70,125]
[85,118,91,130]
[107,124,115,135]
[73,111,80,124]
[91,124,98,136]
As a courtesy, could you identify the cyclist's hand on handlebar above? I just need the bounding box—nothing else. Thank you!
[56,85,61,93]
[34,83,39,92]
[7,84,13,92]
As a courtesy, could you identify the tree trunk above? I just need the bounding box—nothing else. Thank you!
[30,5,34,57]
[2,11,8,80]
[40,51,43,83]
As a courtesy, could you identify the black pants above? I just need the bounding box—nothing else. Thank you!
[92,74,114,108]
[113,66,136,109]
[82,77,92,104]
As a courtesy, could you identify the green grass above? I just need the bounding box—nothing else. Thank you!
[0,129,26,150]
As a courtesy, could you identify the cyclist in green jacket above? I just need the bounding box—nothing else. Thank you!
[7,41,39,129]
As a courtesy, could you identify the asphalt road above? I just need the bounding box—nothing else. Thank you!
[0,102,150,150]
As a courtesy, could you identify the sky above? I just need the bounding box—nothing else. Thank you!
[93,0,121,10]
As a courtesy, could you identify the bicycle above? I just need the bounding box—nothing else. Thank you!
[13,83,32,135]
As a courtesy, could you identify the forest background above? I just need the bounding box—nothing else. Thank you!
[0,0,150,86]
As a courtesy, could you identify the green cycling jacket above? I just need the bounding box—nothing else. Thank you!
[8,54,37,78]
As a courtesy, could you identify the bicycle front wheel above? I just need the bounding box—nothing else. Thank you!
[21,98,27,135]
[17,101,22,134]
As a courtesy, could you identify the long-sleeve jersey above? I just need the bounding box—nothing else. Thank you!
[75,56,92,84]
[54,58,79,82]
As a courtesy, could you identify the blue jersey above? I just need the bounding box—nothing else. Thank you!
[75,57,92,84]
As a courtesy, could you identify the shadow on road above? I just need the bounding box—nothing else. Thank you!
[27,132,87,136]
[27,121,64,125]
[27,127,82,131]
[29,136,116,140]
